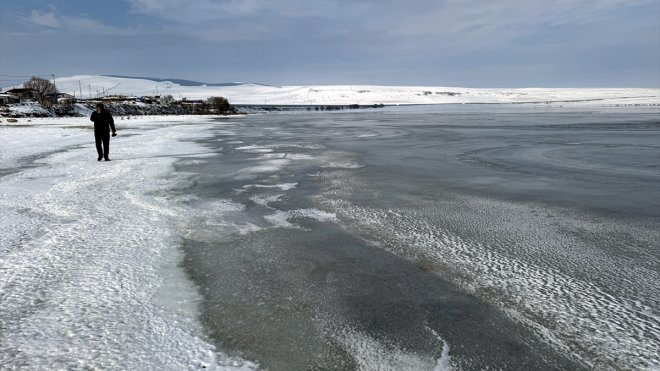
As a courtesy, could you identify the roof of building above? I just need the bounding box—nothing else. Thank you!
[4,88,35,94]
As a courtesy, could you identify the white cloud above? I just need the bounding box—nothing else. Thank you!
[28,10,61,28]
[127,0,343,22]
[343,0,659,57]
[125,0,658,46]
[129,0,271,22]
[4,0,655,87]
[378,0,655,37]
[22,9,134,36]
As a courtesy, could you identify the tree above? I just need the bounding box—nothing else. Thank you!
[206,96,231,113]
[161,94,175,105]
[24,76,58,107]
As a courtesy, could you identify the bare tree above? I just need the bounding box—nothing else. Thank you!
[161,94,175,105]
[24,76,58,107]
[206,96,231,113]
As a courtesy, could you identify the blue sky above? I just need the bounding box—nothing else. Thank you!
[1,0,659,87]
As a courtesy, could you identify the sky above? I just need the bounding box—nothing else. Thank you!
[1,0,659,88]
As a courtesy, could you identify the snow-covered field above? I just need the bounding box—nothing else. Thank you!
[50,75,660,106]
[0,116,256,370]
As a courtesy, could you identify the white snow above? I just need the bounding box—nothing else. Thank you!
[0,116,257,370]
[3,101,52,116]
[43,75,660,107]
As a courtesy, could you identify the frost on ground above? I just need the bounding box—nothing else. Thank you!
[0,116,255,370]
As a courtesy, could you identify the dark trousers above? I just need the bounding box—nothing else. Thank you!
[95,133,110,159]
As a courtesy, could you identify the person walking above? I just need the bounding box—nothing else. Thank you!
[90,103,117,161]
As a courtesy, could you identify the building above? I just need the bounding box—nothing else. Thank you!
[0,93,20,104]
[55,93,76,104]
[4,88,36,102]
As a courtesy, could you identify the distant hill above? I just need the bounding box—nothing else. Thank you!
[102,75,266,87]
[50,75,659,106]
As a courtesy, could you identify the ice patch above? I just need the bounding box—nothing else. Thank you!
[262,159,292,167]
[235,159,292,179]
[250,194,285,207]
[188,221,264,239]
[264,208,338,228]
[240,165,281,173]
[284,153,316,160]
[264,210,295,228]
[293,208,338,222]
[334,328,444,371]
[257,153,287,159]
[236,145,273,153]
[243,148,274,154]
[322,162,363,169]
[215,129,236,136]
[177,198,265,238]
[256,153,316,161]
[198,199,246,213]
[241,183,298,191]
[427,326,452,371]
[270,144,325,150]
[435,342,452,371]
[176,159,208,166]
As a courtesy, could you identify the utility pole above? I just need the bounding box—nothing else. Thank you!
[51,74,56,91]
[79,81,83,99]
[89,85,92,99]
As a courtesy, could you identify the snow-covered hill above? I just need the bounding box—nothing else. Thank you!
[34,75,660,106]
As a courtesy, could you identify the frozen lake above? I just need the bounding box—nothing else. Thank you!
[1,106,659,370]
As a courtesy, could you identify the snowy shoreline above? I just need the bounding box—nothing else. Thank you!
[3,75,658,119]
[0,115,256,369]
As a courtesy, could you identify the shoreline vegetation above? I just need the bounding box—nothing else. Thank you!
[5,98,660,120]
[0,99,389,119]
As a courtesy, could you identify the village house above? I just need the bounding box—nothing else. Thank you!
[0,93,20,105]
[4,88,36,102]
[54,93,76,105]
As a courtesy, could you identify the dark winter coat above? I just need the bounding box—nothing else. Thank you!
[90,110,116,135]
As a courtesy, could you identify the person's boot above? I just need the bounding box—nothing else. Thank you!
[98,156,102,161]
[104,157,111,161]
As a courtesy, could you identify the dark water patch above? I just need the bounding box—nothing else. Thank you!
[181,222,583,370]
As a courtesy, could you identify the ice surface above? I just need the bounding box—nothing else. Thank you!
[6,109,656,369]
[319,195,660,369]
